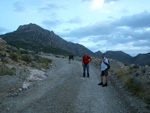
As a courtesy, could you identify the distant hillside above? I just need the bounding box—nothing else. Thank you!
[95,50,150,66]
[105,51,133,65]
[133,52,150,66]
[95,51,102,58]
[0,23,96,57]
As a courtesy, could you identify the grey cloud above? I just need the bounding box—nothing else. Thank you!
[42,20,62,28]
[13,2,25,12]
[113,11,150,28]
[66,21,115,38]
[67,17,82,24]
[40,3,65,11]
[64,11,150,38]
[0,27,8,35]
[60,11,150,56]
[133,40,150,47]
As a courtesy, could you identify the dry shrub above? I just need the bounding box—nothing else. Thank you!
[10,53,18,61]
[21,54,32,63]
[115,69,129,79]
[41,58,52,67]
[0,67,15,76]
[125,78,143,97]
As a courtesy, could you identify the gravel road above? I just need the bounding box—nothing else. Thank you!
[0,56,137,113]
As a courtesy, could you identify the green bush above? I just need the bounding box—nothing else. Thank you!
[0,68,15,76]
[45,59,52,66]
[125,78,143,96]
[1,58,8,63]
[21,54,32,63]
[20,50,29,54]
[15,49,29,55]
[32,55,52,68]
[142,69,146,74]
[31,63,36,68]
[133,65,139,69]
[41,58,52,67]
[10,53,18,61]
[33,55,41,62]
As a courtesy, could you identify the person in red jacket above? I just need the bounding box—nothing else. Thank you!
[82,53,92,78]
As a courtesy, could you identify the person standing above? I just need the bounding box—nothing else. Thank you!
[82,53,92,78]
[98,54,109,87]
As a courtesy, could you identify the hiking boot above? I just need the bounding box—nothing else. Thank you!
[98,82,103,85]
[103,83,108,87]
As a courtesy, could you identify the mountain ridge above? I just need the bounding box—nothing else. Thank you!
[1,23,150,66]
[0,23,96,57]
[95,50,150,66]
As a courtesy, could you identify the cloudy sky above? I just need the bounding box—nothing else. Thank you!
[0,0,150,56]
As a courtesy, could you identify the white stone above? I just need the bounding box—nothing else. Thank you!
[22,82,30,90]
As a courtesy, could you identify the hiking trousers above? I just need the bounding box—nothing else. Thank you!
[83,64,89,77]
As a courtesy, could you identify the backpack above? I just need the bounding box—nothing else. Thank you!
[107,60,110,69]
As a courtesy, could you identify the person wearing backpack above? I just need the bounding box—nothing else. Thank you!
[98,54,110,87]
[82,53,92,78]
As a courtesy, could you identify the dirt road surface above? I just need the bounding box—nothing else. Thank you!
[0,56,137,113]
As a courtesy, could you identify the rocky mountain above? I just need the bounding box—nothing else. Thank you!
[0,23,96,57]
[95,50,150,66]
[95,51,102,58]
[104,51,133,65]
[133,52,150,66]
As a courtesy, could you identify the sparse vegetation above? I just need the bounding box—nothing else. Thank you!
[135,72,140,77]
[129,65,140,72]
[142,69,146,74]
[108,60,150,107]
[21,54,32,63]
[133,65,140,69]
[125,78,143,97]
[33,55,41,62]
[44,58,52,67]
[10,53,18,61]
[40,58,52,67]
[115,69,129,79]
[20,50,29,54]
[31,63,36,68]
[1,58,8,63]
[0,67,15,76]
[33,55,52,66]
